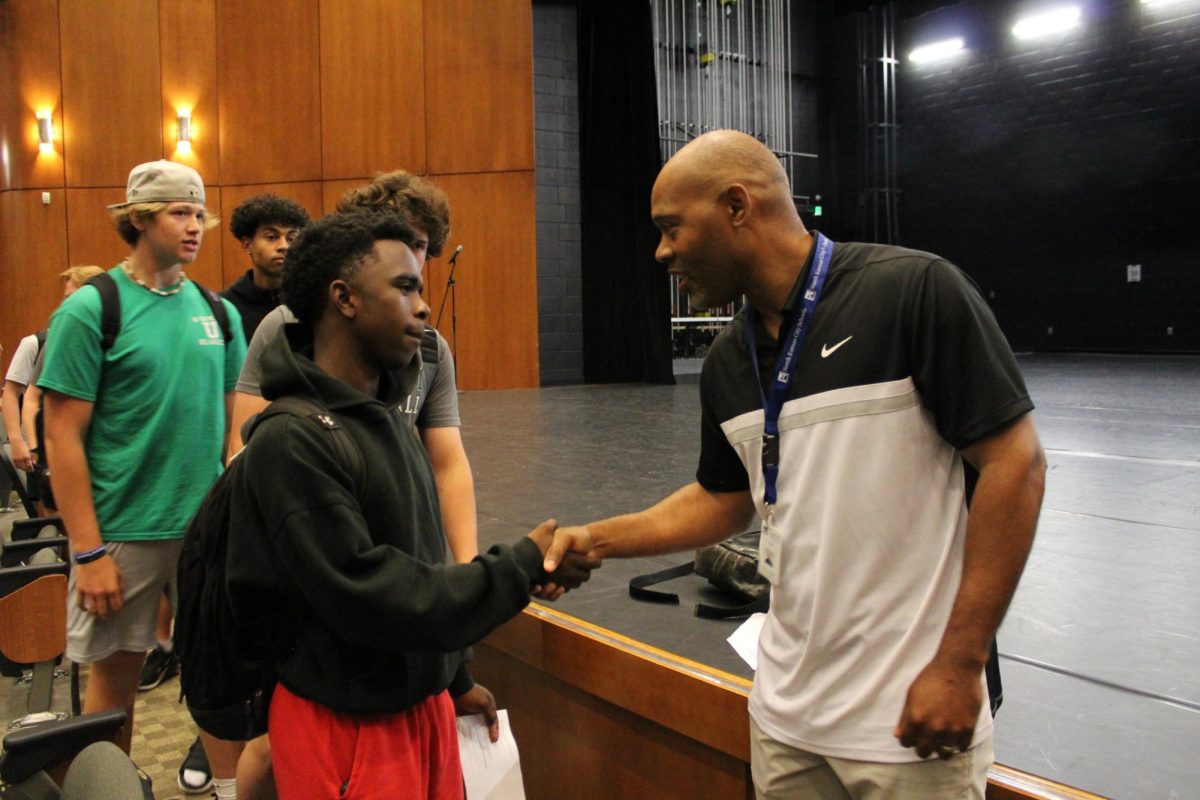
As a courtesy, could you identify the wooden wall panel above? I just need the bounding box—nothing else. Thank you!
[0,1,65,190]
[424,0,534,175]
[321,179,365,214]
[216,182,324,289]
[160,0,220,181]
[59,0,162,187]
[217,0,321,185]
[426,171,538,389]
[320,0,425,179]
[65,188,137,273]
[0,190,69,361]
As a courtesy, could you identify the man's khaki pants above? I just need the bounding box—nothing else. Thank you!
[750,717,993,800]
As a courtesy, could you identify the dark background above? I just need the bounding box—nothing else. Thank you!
[819,0,1199,353]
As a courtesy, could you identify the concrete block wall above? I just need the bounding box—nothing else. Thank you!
[533,0,585,385]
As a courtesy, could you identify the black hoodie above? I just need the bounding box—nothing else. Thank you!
[225,325,545,714]
[222,270,282,342]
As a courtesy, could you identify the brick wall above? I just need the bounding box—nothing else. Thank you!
[533,0,584,385]
[896,0,1200,352]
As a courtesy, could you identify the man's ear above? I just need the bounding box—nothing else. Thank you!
[241,237,254,255]
[330,279,356,319]
[725,184,751,228]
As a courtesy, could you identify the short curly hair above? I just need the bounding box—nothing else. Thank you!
[282,210,418,327]
[335,170,450,257]
[229,194,311,241]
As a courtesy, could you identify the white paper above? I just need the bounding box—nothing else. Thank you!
[457,709,525,800]
[727,612,767,671]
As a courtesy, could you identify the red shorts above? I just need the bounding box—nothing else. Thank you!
[269,683,463,800]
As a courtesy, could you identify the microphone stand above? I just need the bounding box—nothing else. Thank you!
[435,247,462,360]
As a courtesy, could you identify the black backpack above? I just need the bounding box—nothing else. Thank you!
[174,396,363,741]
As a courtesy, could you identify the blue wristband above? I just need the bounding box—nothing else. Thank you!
[73,544,108,564]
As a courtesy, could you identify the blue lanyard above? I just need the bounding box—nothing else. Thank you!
[743,232,835,510]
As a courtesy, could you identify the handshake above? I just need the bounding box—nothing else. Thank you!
[526,520,601,601]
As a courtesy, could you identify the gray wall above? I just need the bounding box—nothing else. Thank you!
[533,0,584,385]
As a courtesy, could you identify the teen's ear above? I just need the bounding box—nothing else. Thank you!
[330,279,356,319]
[241,237,254,255]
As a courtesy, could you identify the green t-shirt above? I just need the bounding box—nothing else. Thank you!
[38,266,246,541]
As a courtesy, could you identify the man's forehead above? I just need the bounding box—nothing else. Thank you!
[651,169,682,211]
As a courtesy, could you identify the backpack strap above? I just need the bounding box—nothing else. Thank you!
[34,330,47,357]
[191,279,233,344]
[85,273,121,351]
[83,273,232,352]
[244,396,365,493]
[420,325,440,388]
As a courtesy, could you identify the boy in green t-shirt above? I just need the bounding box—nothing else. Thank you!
[38,160,246,761]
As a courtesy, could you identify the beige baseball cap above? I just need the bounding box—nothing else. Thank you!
[107,160,206,209]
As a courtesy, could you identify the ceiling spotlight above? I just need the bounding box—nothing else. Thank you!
[1013,6,1081,40]
[909,37,965,64]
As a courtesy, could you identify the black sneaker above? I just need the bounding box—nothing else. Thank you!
[137,644,178,691]
[177,736,213,795]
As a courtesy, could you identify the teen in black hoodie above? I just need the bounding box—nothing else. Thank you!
[225,211,596,798]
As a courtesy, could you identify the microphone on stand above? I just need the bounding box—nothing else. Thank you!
[436,245,464,359]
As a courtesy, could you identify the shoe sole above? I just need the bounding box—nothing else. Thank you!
[137,668,178,692]
[177,775,214,795]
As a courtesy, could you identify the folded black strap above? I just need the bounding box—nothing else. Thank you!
[695,595,769,620]
[628,562,695,604]
[631,563,770,619]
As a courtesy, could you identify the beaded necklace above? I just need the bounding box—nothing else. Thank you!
[122,260,187,297]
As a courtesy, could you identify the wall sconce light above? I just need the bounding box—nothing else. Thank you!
[177,109,192,154]
[37,111,54,154]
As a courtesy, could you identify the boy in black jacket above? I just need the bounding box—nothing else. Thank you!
[225,210,596,799]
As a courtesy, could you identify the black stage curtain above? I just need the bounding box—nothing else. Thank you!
[578,1,674,384]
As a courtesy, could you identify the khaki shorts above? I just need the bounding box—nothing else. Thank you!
[66,539,182,664]
[750,716,993,800]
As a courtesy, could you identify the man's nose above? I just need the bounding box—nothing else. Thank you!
[655,237,672,265]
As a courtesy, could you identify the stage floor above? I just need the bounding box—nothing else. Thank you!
[463,353,1200,800]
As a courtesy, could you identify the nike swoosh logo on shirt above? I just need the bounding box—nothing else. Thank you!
[820,336,854,358]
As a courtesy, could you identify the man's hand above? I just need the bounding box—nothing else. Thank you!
[542,524,594,573]
[530,524,601,600]
[74,556,124,620]
[10,439,36,471]
[894,658,982,759]
[454,683,500,743]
